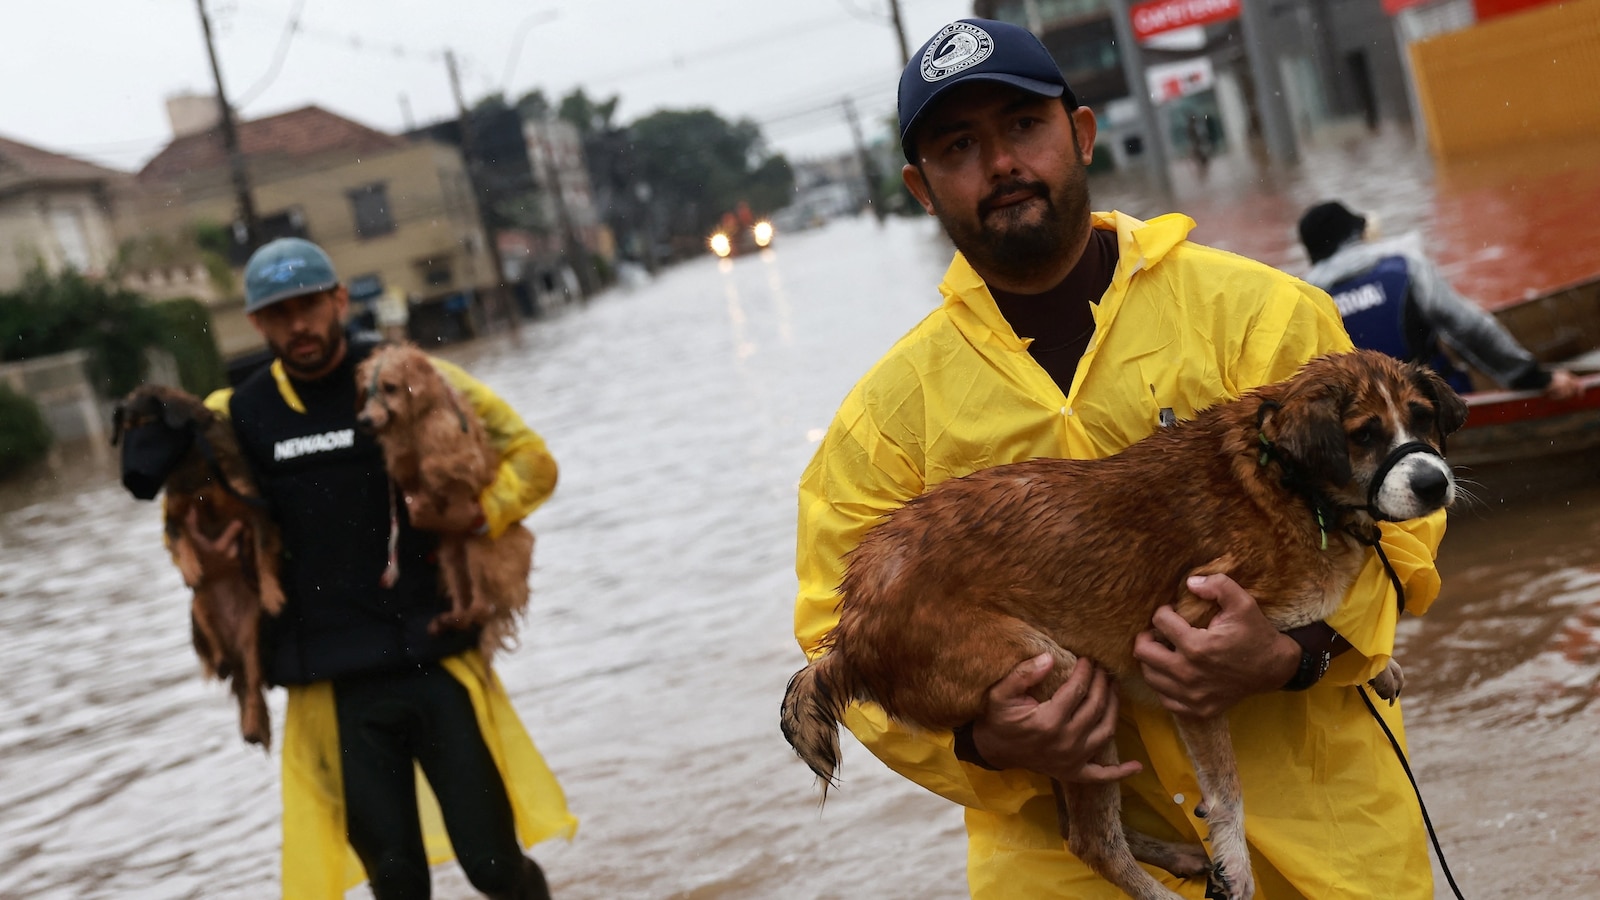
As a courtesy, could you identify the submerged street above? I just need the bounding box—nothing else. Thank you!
[2,178,1598,896]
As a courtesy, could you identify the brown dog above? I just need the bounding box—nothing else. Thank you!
[781,350,1466,900]
[114,384,284,748]
[355,344,533,656]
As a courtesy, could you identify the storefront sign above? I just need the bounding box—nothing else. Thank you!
[1131,0,1241,41]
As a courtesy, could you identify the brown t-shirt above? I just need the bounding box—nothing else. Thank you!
[988,226,1119,394]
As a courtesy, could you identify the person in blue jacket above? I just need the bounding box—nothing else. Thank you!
[1298,200,1581,399]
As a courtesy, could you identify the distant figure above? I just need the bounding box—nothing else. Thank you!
[1299,201,1582,399]
[1185,114,1211,175]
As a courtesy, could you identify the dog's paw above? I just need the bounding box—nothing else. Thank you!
[1369,660,1404,703]
[259,581,287,616]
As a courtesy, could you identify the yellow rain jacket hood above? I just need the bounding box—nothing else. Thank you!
[795,211,1444,899]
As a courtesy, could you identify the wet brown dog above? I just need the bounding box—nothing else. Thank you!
[355,344,533,655]
[781,350,1466,900]
[114,384,284,748]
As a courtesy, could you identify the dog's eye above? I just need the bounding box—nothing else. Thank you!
[382,383,398,395]
[1349,420,1382,447]
[1409,403,1435,434]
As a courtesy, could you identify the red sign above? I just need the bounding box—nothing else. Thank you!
[1130,0,1241,41]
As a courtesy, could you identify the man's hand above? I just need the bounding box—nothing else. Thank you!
[971,652,1142,784]
[1544,369,1584,402]
[184,507,244,579]
[403,492,486,534]
[1133,574,1301,718]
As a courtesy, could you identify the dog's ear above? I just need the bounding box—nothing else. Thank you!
[160,395,197,432]
[1268,381,1352,486]
[1410,363,1468,439]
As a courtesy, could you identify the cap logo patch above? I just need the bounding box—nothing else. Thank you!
[921,22,994,83]
[259,258,305,283]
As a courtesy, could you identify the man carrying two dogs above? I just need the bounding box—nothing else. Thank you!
[194,237,574,899]
[793,19,1444,898]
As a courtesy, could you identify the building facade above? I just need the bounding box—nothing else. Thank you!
[124,104,495,356]
[0,135,126,291]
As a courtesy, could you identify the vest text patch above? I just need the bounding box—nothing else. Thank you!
[274,428,356,461]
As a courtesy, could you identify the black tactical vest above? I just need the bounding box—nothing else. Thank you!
[229,338,474,685]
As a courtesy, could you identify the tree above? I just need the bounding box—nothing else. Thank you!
[557,88,619,137]
[627,108,795,244]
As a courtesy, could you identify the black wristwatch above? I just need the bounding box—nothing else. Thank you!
[1282,644,1333,692]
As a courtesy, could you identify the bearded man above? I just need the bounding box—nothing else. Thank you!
[792,18,1445,899]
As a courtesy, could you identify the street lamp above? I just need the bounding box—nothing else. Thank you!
[501,8,561,92]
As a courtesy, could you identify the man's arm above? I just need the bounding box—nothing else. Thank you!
[433,359,558,536]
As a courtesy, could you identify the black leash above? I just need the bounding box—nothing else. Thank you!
[1353,527,1466,900]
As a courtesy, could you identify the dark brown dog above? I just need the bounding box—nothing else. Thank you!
[781,349,1466,900]
[355,344,533,656]
[114,384,284,748]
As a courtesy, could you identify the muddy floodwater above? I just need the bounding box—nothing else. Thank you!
[3,137,1598,898]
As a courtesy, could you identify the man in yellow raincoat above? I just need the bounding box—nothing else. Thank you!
[793,18,1442,899]
[197,237,575,899]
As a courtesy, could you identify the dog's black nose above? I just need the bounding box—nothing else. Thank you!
[1410,466,1449,506]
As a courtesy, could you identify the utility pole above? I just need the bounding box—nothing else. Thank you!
[1021,0,1047,34]
[194,0,259,253]
[445,49,519,337]
[1238,0,1300,166]
[1103,0,1174,198]
[887,0,911,66]
[842,98,887,224]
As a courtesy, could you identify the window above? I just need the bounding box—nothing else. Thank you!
[49,208,91,271]
[349,183,396,239]
[414,256,452,287]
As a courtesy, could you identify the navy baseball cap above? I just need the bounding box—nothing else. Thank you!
[898,18,1078,163]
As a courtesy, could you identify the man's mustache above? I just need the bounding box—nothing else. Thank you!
[978,181,1050,218]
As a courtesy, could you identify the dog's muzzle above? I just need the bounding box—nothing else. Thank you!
[119,422,195,500]
[1367,441,1448,520]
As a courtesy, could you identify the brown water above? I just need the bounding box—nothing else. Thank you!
[3,151,1598,898]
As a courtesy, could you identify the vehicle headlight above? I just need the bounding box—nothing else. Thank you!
[753,221,774,247]
[709,233,732,258]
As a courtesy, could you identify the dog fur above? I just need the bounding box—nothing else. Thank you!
[114,384,285,748]
[355,343,533,656]
[780,350,1467,900]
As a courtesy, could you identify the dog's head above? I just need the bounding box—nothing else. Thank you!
[1257,349,1467,522]
[355,343,444,434]
[112,384,211,500]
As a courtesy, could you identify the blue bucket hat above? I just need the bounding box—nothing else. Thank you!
[243,237,340,313]
[898,18,1078,164]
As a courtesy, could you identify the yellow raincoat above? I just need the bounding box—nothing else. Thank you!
[795,212,1443,898]
[206,355,577,898]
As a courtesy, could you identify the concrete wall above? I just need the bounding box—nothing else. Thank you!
[1411,0,1600,158]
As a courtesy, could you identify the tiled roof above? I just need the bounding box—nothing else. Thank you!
[0,134,127,193]
[138,104,407,183]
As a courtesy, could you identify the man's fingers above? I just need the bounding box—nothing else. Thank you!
[989,652,1055,703]
[1073,759,1143,784]
[217,520,245,557]
[1187,573,1251,614]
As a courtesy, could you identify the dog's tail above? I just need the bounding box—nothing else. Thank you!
[780,650,861,798]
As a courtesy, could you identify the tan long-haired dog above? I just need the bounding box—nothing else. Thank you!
[355,344,533,655]
[781,350,1467,900]
[114,384,285,748]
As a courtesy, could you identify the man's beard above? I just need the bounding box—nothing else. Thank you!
[930,164,1091,288]
[271,320,346,378]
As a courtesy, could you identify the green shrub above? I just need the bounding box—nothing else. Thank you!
[0,266,164,397]
[0,383,52,478]
[152,297,226,395]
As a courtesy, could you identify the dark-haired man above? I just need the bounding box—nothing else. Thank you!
[1299,199,1581,399]
[794,19,1443,898]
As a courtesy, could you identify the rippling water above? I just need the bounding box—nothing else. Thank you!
[3,160,1598,898]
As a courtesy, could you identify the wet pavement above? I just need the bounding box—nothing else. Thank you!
[2,164,1599,899]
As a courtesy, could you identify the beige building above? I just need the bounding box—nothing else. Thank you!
[125,102,495,357]
[0,135,127,291]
